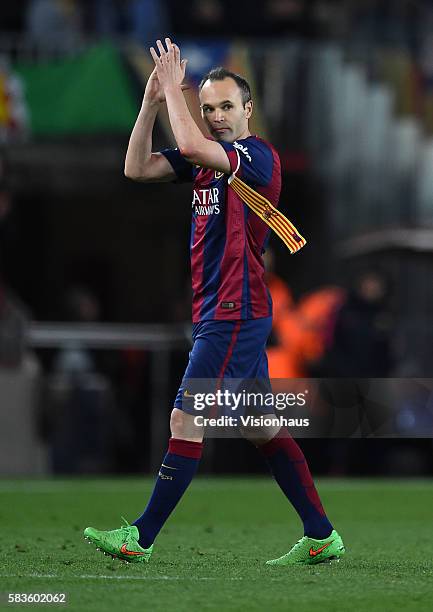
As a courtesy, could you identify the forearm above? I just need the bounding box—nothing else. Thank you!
[164,85,205,158]
[124,100,160,178]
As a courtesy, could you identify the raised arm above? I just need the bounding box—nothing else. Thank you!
[150,39,231,175]
[124,67,187,183]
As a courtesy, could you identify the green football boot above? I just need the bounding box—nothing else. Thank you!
[84,517,153,563]
[266,529,345,566]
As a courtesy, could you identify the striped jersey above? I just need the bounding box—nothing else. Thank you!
[161,136,281,323]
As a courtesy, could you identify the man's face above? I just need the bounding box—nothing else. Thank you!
[199,77,252,142]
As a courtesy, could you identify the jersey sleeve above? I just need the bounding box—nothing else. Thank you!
[160,148,194,183]
[218,138,274,187]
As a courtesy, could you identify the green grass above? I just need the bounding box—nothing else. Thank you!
[0,478,432,611]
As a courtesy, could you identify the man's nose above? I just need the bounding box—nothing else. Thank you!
[214,109,224,122]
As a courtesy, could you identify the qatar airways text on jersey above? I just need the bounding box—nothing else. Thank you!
[192,187,221,215]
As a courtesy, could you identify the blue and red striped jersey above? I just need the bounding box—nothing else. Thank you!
[161,136,281,323]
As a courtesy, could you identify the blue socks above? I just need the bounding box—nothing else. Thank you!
[260,429,333,539]
[133,431,332,548]
[133,438,203,549]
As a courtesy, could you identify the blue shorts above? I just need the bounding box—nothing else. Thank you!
[174,317,274,416]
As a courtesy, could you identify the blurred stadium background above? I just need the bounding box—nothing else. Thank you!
[0,0,432,479]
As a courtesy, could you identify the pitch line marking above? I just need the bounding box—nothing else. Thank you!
[0,573,219,581]
[0,573,314,582]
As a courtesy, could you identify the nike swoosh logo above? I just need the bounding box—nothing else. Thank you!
[120,543,146,556]
[309,541,333,557]
[183,390,195,398]
[161,464,178,470]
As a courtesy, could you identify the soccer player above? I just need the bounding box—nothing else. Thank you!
[84,38,345,566]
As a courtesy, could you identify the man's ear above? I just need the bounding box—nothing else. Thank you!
[245,99,253,119]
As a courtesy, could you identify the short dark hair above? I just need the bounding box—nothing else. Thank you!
[199,67,252,106]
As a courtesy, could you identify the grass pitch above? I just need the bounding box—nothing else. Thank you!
[0,478,432,611]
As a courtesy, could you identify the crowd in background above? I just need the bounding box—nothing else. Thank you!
[0,1,432,476]
[3,2,433,131]
[0,1,433,47]
[265,257,393,380]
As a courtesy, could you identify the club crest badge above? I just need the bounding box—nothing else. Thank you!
[262,203,279,221]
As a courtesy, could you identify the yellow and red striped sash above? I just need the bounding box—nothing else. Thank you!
[228,174,306,254]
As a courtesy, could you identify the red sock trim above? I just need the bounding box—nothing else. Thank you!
[259,428,326,516]
[168,438,204,459]
[259,427,303,459]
